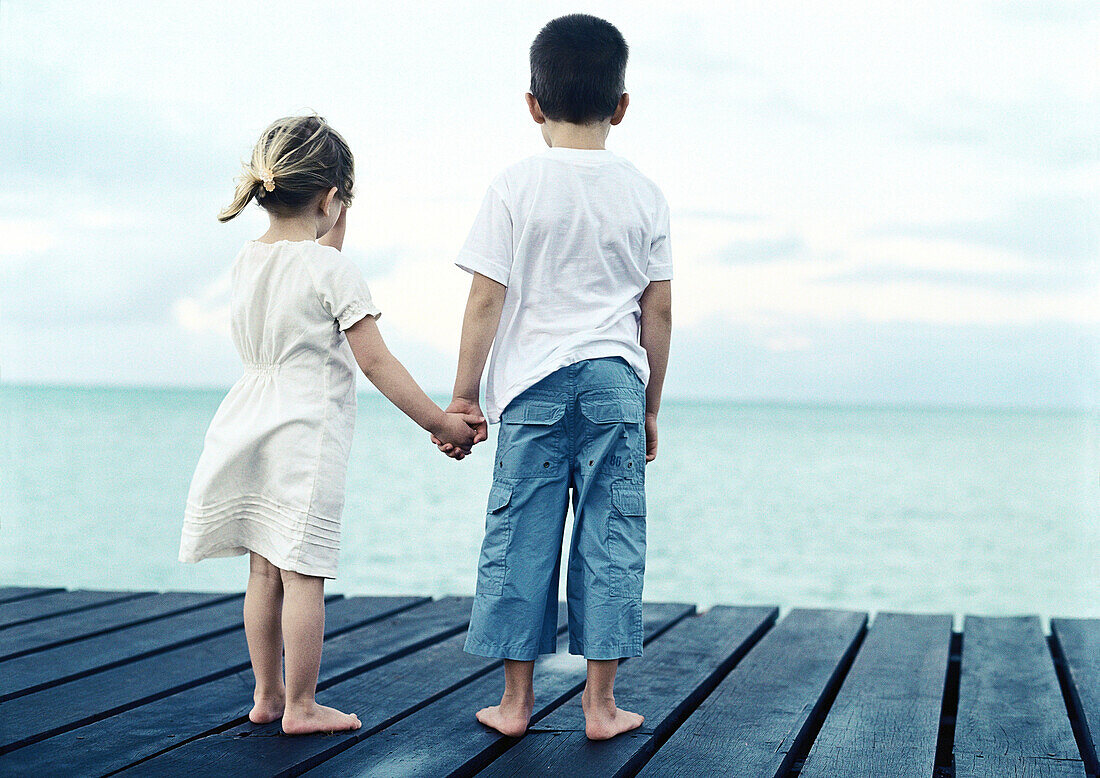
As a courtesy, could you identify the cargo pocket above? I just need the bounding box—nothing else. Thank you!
[608,482,646,599]
[476,482,513,596]
[498,399,566,478]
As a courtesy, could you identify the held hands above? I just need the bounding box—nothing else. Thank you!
[430,398,489,461]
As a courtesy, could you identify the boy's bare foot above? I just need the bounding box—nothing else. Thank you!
[475,693,533,737]
[282,702,361,735]
[582,691,644,740]
[249,693,285,724]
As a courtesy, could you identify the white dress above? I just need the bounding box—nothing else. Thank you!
[179,240,380,578]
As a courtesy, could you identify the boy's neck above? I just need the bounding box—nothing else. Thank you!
[542,119,611,150]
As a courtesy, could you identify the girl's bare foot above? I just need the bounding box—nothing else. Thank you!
[249,693,285,724]
[282,701,361,735]
[582,691,644,740]
[475,692,533,737]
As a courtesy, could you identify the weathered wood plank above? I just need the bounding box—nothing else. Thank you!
[0,593,250,699]
[954,616,1086,778]
[0,596,457,777]
[478,605,778,778]
[0,591,239,661]
[300,602,695,778]
[798,611,953,778]
[1051,618,1100,776]
[0,587,61,605]
[117,601,564,777]
[0,589,148,629]
[0,595,422,754]
[637,608,867,777]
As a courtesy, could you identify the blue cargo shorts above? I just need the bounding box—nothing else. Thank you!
[464,356,647,661]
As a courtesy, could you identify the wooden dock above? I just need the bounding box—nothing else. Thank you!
[0,586,1096,777]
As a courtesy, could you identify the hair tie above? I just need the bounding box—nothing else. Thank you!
[258,167,275,194]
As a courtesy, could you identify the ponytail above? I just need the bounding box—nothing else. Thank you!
[217,172,264,223]
[218,114,354,223]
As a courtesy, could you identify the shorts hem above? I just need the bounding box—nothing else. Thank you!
[568,641,643,660]
[463,637,555,661]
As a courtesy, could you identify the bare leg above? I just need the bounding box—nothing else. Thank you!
[475,659,534,737]
[279,569,361,735]
[582,659,643,740]
[244,552,285,724]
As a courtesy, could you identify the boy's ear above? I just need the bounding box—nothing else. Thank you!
[609,93,629,126]
[525,93,546,124]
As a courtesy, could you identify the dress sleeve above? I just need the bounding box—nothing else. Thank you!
[455,183,513,286]
[310,247,382,331]
[647,193,673,282]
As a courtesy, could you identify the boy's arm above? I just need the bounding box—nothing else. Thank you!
[639,280,672,462]
[433,272,507,454]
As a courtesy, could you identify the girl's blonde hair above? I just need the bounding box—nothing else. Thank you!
[218,114,354,223]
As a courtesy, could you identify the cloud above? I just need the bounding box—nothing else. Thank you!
[2,0,1097,409]
[716,234,804,264]
[172,272,230,336]
[0,219,58,256]
[878,196,1100,264]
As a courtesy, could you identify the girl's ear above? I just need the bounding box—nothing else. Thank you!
[321,187,338,216]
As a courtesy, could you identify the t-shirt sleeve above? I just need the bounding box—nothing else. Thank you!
[311,247,382,331]
[456,184,513,286]
[647,193,673,282]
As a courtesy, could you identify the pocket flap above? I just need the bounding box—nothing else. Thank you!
[502,400,565,426]
[487,482,513,513]
[612,482,646,516]
[580,396,644,424]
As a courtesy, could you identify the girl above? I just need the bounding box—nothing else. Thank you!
[179,115,481,735]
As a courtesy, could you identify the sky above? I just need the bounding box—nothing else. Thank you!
[1,0,1097,408]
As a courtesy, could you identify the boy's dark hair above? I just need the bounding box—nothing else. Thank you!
[529,14,628,124]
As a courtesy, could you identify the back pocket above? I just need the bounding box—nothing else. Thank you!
[476,482,513,596]
[498,399,566,478]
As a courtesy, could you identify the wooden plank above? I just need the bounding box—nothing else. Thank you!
[478,605,778,778]
[0,589,149,629]
[0,595,423,754]
[798,611,953,778]
[300,602,696,778]
[637,608,867,777]
[118,600,561,777]
[0,594,251,699]
[0,587,61,604]
[954,616,1086,777]
[7,598,473,774]
[1051,618,1100,776]
[0,591,239,661]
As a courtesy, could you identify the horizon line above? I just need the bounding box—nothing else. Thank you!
[1,379,1095,416]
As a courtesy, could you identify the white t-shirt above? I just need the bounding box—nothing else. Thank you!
[457,147,672,423]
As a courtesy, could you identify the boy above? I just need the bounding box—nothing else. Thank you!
[435,14,672,740]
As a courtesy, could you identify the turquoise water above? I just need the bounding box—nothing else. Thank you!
[2,384,1097,622]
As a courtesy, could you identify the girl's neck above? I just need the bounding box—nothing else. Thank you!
[256,214,318,244]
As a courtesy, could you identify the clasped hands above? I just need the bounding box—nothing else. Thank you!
[430,398,488,460]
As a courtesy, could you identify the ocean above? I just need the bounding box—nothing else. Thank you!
[2,384,1097,624]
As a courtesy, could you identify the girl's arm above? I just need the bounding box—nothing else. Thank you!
[344,316,481,453]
